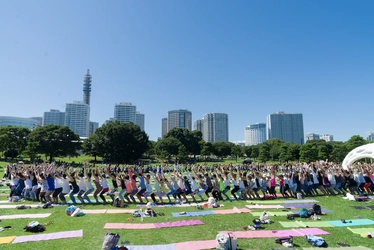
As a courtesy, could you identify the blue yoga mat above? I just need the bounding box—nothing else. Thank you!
[172,210,215,217]
[327,219,374,227]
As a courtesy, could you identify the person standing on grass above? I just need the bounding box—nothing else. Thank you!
[99,172,109,205]
[77,171,87,204]
[229,167,240,200]
[107,172,118,203]
[134,171,146,204]
[83,170,94,203]
[45,169,55,205]
[59,173,70,205]
[219,171,231,201]
[67,169,79,204]
[52,171,63,204]
[92,169,103,203]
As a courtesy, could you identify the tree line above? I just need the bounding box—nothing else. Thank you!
[0,122,370,164]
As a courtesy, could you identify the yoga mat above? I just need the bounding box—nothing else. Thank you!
[246,204,283,209]
[272,228,330,237]
[12,230,83,244]
[248,200,283,204]
[347,227,374,237]
[219,230,275,238]
[250,211,292,216]
[0,200,11,203]
[126,244,176,250]
[104,223,156,229]
[282,204,315,208]
[67,199,102,204]
[282,199,318,203]
[0,236,16,244]
[82,209,135,214]
[213,207,251,214]
[81,209,109,214]
[303,247,372,250]
[172,210,215,217]
[106,209,135,214]
[175,240,216,250]
[327,219,374,227]
[154,220,204,228]
[279,220,333,228]
[291,208,332,214]
[0,213,51,220]
[350,206,369,210]
[0,204,39,209]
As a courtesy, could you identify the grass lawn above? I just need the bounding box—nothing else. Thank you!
[0,187,373,250]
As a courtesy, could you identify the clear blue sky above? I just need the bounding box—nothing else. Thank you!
[1,1,373,142]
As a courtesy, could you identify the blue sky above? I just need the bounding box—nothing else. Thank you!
[1,1,373,142]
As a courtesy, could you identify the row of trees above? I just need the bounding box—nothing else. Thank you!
[0,122,371,164]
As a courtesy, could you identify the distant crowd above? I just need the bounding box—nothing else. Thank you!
[1,161,374,205]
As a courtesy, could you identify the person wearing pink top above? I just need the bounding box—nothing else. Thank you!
[269,173,277,198]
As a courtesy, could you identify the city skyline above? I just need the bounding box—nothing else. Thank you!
[1,1,373,142]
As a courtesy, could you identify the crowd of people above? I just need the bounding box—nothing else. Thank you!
[1,161,374,206]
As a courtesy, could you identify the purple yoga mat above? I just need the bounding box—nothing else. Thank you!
[12,230,83,244]
[154,220,204,228]
[272,228,329,237]
[282,199,318,203]
[282,204,314,208]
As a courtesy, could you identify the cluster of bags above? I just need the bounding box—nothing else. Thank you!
[305,234,327,247]
[216,232,238,250]
[102,232,128,250]
[24,221,45,233]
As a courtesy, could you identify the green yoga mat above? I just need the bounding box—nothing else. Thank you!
[303,247,371,250]
[347,227,374,237]
[279,220,333,228]
[250,211,291,216]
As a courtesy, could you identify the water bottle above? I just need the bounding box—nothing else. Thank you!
[313,213,317,220]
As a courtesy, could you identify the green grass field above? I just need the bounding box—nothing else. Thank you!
[0,180,373,250]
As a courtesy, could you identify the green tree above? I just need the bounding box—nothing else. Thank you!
[258,143,270,163]
[0,126,30,159]
[91,121,149,164]
[82,133,103,162]
[231,144,242,162]
[267,138,283,161]
[156,137,182,161]
[243,146,252,158]
[328,141,347,163]
[345,135,367,152]
[211,142,232,159]
[201,142,213,160]
[28,125,81,162]
[250,145,260,159]
[23,141,39,162]
[299,142,319,162]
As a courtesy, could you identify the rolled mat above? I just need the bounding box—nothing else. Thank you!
[12,230,83,244]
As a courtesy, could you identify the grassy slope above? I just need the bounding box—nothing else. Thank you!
[0,190,373,250]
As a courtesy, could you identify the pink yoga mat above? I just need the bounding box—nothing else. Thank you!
[213,207,252,214]
[272,228,330,237]
[12,230,83,244]
[219,230,275,238]
[246,204,283,209]
[106,209,135,214]
[175,240,216,250]
[0,213,51,220]
[154,220,204,228]
[104,223,156,229]
[82,209,108,214]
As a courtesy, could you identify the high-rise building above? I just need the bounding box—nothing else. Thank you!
[245,123,266,146]
[266,112,304,145]
[0,116,41,129]
[202,113,229,142]
[367,133,374,141]
[89,121,99,136]
[114,102,136,123]
[194,119,203,132]
[320,134,334,142]
[83,69,92,105]
[42,109,65,126]
[161,118,168,138]
[135,112,145,131]
[306,133,320,141]
[65,101,90,137]
[113,102,145,130]
[167,109,192,132]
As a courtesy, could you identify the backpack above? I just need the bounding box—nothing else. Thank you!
[287,214,295,220]
[299,208,309,218]
[305,234,327,247]
[312,204,322,215]
[275,236,293,244]
[133,210,141,217]
[216,232,238,250]
[24,221,46,233]
[102,232,120,250]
